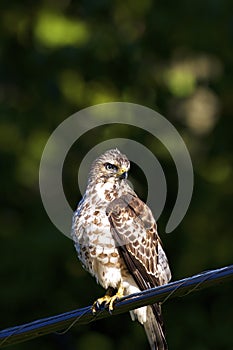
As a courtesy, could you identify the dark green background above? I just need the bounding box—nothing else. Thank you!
[1,1,232,349]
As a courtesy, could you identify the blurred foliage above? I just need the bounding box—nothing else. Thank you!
[0,0,233,349]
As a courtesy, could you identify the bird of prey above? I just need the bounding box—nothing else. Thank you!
[71,148,171,350]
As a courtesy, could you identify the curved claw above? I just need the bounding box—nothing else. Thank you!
[91,285,124,314]
[92,294,112,314]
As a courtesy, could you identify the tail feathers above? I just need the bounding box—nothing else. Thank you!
[143,305,168,350]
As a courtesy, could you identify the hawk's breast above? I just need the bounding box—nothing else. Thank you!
[72,186,125,289]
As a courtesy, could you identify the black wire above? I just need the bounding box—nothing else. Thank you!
[0,265,232,348]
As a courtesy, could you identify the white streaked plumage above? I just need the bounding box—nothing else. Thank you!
[71,148,171,350]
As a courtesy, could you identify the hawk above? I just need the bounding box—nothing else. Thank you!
[71,148,171,350]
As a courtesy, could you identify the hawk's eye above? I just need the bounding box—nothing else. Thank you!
[105,163,118,172]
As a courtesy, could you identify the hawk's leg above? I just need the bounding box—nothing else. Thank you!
[92,284,124,314]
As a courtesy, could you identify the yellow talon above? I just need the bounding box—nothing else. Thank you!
[92,285,124,313]
[108,284,124,310]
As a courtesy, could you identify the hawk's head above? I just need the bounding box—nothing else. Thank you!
[89,148,130,182]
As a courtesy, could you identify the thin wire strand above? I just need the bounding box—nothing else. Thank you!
[54,307,93,335]
[0,265,232,348]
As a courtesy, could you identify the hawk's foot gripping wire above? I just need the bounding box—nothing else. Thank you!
[92,285,124,314]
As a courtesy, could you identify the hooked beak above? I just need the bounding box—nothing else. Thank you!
[117,167,128,179]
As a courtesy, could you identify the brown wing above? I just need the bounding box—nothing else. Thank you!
[107,193,171,350]
[106,193,171,291]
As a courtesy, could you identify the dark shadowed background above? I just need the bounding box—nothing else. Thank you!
[0,1,232,349]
